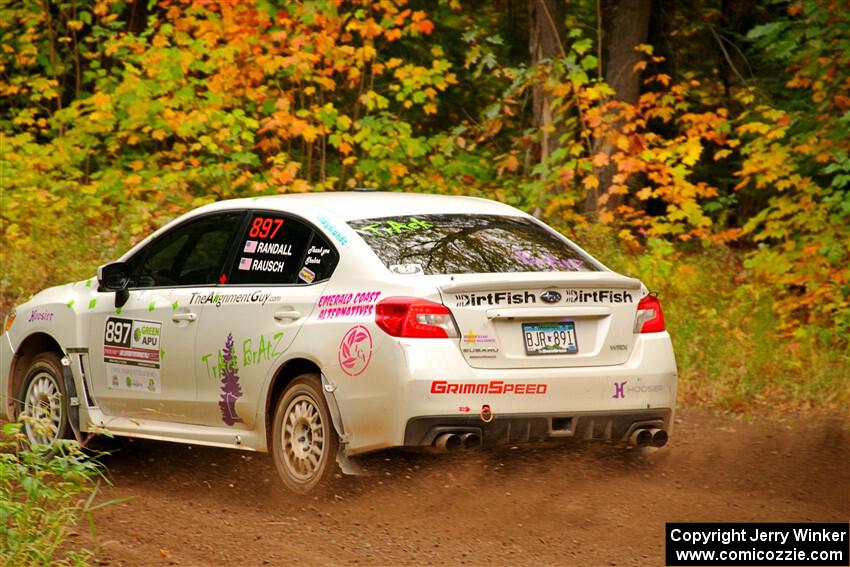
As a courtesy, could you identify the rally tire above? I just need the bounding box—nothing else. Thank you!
[17,352,70,449]
[271,374,339,494]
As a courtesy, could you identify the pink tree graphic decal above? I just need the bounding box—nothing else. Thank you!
[218,332,243,425]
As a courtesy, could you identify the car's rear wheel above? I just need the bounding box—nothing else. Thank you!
[18,353,70,448]
[271,375,338,493]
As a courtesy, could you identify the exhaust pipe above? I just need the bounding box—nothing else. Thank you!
[649,428,668,448]
[630,428,653,448]
[434,432,462,451]
[459,432,481,449]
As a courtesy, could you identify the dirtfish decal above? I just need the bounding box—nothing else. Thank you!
[455,291,536,307]
[564,290,634,303]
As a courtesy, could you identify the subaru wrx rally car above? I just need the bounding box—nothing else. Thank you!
[1,192,677,492]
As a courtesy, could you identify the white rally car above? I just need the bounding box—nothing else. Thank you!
[1,192,677,492]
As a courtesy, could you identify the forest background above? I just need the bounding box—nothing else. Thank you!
[1,0,848,416]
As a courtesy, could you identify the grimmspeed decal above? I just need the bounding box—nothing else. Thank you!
[430,380,548,395]
[455,291,536,307]
[563,290,634,303]
[103,317,162,393]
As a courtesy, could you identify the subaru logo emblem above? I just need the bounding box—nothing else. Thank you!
[540,291,562,303]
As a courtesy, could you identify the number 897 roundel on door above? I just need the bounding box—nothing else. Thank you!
[1,192,677,493]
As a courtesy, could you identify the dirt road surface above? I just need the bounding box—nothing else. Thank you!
[79,409,849,566]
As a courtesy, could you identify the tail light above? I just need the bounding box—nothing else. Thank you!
[376,297,459,339]
[634,293,665,333]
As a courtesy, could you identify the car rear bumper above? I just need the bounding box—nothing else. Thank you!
[340,331,677,453]
[403,408,672,447]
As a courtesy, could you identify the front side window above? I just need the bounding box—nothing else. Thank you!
[127,212,243,288]
[348,214,599,275]
[227,212,335,285]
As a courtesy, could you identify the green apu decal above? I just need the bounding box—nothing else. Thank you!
[356,216,433,237]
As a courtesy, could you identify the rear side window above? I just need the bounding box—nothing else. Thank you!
[348,214,599,275]
[227,212,337,285]
[301,232,339,283]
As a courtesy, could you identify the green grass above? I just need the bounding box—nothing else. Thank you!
[0,420,122,567]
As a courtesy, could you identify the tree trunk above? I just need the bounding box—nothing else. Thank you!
[528,0,566,170]
[602,0,651,105]
[585,0,652,216]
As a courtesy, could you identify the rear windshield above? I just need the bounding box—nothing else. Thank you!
[347,214,599,275]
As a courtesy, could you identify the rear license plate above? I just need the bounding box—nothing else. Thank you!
[522,322,578,355]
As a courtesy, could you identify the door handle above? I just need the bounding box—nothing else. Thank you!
[274,309,302,321]
[171,312,198,322]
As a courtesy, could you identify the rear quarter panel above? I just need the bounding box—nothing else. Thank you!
[285,223,442,453]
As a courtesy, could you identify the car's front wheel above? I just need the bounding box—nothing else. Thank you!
[18,352,70,448]
[271,374,339,493]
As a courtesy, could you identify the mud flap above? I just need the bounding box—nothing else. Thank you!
[60,357,83,444]
[320,373,366,476]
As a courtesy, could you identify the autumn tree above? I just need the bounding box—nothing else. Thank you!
[586,0,652,215]
[528,0,566,166]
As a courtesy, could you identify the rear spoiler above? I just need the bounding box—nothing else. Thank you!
[439,273,642,294]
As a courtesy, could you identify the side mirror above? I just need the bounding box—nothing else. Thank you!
[97,262,130,308]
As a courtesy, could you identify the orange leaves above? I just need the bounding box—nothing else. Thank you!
[635,187,654,201]
[591,152,609,167]
[89,92,111,110]
[582,174,599,191]
[411,11,435,35]
[268,160,303,188]
[548,63,739,244]
[361,18,384,40]
[497,154,520,175]
[415,20,435,35]
[389,163,408,178]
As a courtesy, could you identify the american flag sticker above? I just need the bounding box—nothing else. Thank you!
[238,257,252,271]
[243,240,258,253]
[298,266,315,283]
